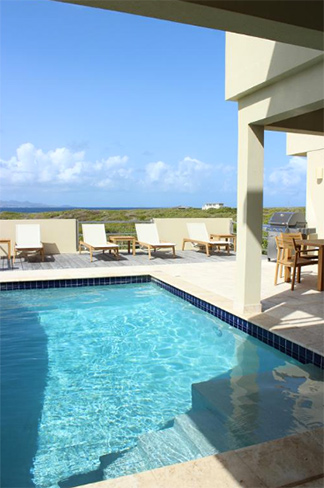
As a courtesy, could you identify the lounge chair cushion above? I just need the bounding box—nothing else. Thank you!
[82,224,118,248]
[16,224,43,249]
[136,224,175,246]
[144,242,175,247]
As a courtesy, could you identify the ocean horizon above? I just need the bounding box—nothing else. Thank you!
[0,206,167,213]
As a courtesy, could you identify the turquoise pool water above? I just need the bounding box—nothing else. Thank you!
[1,283,323,488]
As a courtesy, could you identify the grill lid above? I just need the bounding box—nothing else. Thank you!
[268,212,306,227]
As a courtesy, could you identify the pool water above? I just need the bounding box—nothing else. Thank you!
[1,283,323,488]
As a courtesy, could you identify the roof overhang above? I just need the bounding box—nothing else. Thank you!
[54,0,324,50]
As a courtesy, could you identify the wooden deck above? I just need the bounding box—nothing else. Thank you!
[1,249,236,272]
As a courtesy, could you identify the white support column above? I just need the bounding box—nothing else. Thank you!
[235,115,264,316]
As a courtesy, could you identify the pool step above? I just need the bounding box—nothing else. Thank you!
[136,424,203,470]
[103,362,324,481]
[173,408,239,456]
[103,408,230,480]
[102,445,150,480]
[192,362,324,446]
[103,423,203,479]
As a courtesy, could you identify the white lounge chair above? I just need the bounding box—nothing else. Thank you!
[13,224,45,264]
[79,224,119,262]
[182,223,230,257]
[135,223,176,259]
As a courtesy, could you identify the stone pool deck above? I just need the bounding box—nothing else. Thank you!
[84,428,324,488]
[1,249,323,488]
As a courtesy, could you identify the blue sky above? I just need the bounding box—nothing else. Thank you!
[0,0,307,208]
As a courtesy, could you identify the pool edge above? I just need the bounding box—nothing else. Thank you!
[1,273,323,369]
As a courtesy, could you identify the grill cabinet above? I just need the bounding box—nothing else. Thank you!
[263,212,316,261]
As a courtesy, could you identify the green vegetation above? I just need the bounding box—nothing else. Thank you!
[0,206,305,252]
[0,206,305,222]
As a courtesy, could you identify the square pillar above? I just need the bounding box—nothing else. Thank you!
[235,118,264,316]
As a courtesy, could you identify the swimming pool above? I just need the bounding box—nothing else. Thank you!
[1,280,323,488]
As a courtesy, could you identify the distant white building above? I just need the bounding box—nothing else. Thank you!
[202,203,224,210]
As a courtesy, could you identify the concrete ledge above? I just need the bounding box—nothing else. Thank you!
[0,219,78,255]
[78,428,324,488]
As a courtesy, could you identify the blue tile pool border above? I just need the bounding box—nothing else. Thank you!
[150,277,324,370]
[1,275,323,369]
[0,275,151,291]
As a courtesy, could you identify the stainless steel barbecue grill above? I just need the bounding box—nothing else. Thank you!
[263,212,316,261]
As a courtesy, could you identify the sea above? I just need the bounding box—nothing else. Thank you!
[0,207,157,213]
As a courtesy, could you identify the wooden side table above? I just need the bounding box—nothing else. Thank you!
[210,234,237,252]
[0,239,12,267]
[109,236,136,256]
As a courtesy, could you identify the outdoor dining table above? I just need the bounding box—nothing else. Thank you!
[295,239,324,291]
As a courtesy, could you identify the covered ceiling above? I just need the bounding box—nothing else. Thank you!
[56,0,324,50]
[185,1,324,32]
[266,108,324,135]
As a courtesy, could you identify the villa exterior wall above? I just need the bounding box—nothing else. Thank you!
[224,32,323,314]
[306,149,324,238]
[225,33,323,101]
[235,60,323,128]
[0,219,78,257]
[287,134,324,156]
[154,218,232,250]
[286,134,324,238]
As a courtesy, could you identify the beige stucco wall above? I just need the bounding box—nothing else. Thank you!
[225,33,323,101]
[226,34,323,313]
[0,219,78,257]
[287,134,324,156]
[154,218,233,250]
[286,134,324,238]
[306,150,324,238]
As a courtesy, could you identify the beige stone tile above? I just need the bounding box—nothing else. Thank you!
[305,342,324,357]
[77,431,324,488]
[261,307,323,326]
[293,476,324,487]
[235,431,324,488]
[264,325,324,355]
[151,453,266,488]
[307,428,324,449]
[80,470,157,488]
[0,266,150,283]
[249,313,280,329]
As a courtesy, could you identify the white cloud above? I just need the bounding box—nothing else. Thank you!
[267,156,307,194]
[0,143,237,197]
[143,156,215,192]
[95,168,133,188]
[143,156,236,193]
[0,143,130,190]
[94,155,129,172]
[145,161,169,183]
